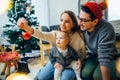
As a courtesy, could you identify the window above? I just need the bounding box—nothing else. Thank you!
[108,0,120,21]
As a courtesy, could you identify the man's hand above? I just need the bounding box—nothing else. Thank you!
[76,60,82,69]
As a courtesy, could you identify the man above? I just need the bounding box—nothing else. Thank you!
[78,1,118,80]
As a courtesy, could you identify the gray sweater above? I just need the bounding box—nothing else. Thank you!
[49,45,80,67]
[83,19,118,68]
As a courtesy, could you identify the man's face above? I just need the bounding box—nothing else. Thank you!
[78,10,97,32]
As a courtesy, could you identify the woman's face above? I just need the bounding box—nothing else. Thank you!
[60,13,74,33]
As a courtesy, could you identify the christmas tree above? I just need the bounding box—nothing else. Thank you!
[2,0,40,57]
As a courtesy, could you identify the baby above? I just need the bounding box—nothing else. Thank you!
[49,31,82,80]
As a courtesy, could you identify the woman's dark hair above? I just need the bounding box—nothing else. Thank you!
[81,6,96,20]
[60,10,80,32]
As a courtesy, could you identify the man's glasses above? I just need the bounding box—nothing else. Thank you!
[77,16,93,23]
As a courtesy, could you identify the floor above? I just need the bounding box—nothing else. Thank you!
[0,55,49,80]
[1,55,120,80]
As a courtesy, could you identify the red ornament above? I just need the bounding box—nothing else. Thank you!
[23,32,31,40]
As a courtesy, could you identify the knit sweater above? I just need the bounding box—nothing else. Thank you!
[83,19,118,68]
[32,30,86,62]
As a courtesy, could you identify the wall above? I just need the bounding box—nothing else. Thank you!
[0,12,10,26]
[48,0,103,25]
[0,0,104,27]
[32,0,49,27]
[48,0,78,25]
[0,12,10,34]
[0,0,118,27]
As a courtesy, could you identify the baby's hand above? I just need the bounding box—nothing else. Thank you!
[54,62,62,69]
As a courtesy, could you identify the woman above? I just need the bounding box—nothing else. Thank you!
[17,10,86,80]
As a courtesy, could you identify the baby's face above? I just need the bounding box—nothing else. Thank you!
[56,32,69,48]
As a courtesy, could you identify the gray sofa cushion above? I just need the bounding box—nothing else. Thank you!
[49,25,59,31]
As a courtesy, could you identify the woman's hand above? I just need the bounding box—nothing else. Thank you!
[17,17,28,29]
[17,17,34,34]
